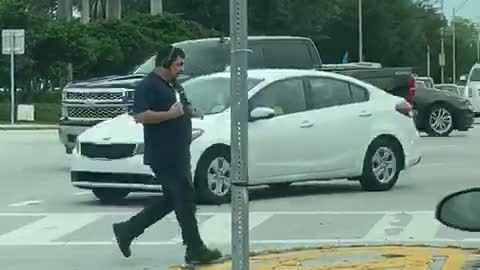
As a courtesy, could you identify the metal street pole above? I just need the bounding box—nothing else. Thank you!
[477,32,480,63]
[229,0,250,269]
[10,36,15,125]
[358,0,363,62]
[427,45,431,77]
[452,8,456,84]
[440,0,445,83]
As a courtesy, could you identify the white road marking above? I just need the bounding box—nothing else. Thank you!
[397,212,441,241]
[171,212,274,244]
[0,210,435,216]
[72,191,91,196]
[0,211,471,246]
[0,213,101,245]
[8,200,42,207]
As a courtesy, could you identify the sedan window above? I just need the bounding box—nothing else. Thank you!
[249,78,307,116]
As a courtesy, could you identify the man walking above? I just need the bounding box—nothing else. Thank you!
[112,45,222,264]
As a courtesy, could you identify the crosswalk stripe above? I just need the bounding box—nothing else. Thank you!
[170,212,274,244]
[0,213,102,245]
[0,211,477,246]
[397,212,441,241]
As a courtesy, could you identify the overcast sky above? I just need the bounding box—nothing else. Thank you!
[443,0,480,22]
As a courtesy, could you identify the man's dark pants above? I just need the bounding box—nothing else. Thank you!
[124,149,204,249]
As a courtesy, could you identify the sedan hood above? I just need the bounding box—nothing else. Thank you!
[77,113,218,145]
[78,113,143,144]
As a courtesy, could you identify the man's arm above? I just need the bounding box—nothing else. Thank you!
[132,82,175,124]
[134,110,174,124]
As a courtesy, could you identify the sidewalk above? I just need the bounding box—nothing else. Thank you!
[168,245,480,270]
[0,123,58,130]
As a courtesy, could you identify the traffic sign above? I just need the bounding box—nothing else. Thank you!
[2,29,25,55]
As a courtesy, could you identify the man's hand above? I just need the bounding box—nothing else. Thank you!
[168,101,185,119]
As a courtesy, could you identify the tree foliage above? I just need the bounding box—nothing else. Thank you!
[0,0,479,99]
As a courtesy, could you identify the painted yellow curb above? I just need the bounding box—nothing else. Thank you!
[169,245,480,270]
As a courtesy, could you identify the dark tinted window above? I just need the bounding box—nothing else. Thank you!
[263,41,314,69]
[133,41,228,76]
[308,78,352,109]
[250,79,306,115]
[470,68,480,82]
[349,83,369,102]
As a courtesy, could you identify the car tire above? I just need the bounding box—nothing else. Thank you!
[425,104,455,137]
[92,189,130,203]
[359,137,402,192]
[194,146,231,205]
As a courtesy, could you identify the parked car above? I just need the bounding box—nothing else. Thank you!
[412,79,474,137]
[70,69,422,204]
[465,63,480,115]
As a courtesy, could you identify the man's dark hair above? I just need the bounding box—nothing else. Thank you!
[154,45,185,68]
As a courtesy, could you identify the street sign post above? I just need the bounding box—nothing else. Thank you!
[229,0,250,269]
[2,29,25,125]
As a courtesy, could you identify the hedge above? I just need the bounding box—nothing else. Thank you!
[0,102,60,123]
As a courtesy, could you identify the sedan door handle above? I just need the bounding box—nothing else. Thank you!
[300,121,314,128]
[359,111,372,117]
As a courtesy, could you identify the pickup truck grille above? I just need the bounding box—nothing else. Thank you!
[66,92,124,101]
[80,143,136,159]
[67,106,130,119]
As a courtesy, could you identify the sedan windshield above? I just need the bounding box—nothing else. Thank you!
[182,76,264,115]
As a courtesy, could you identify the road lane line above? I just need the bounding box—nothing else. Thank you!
[8,200,42,207]
[170,212,274,244]
[0,213,102,245]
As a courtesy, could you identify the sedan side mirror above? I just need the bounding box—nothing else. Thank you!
[435,187,480,232]
[249,107,276,121]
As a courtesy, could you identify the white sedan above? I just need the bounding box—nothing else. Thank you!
[70,69,422,204]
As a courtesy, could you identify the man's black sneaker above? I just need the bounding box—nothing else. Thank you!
[113,222,134,258]
[185,246,222,264]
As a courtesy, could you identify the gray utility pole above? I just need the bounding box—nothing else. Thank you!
[358,0,363,62]
[440,0,446,83]
[106,0,121,20]
[427,44,431,77]
[229,0,250,269]
[452,7,456,84]
[151,0,163,15]
[452,0,473,83]
[81,0,90,24]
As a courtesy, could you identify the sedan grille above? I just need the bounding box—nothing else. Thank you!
[80,143,136,159]
[67,106,130,119]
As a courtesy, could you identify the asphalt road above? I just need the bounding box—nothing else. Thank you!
[1,127,480,269]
